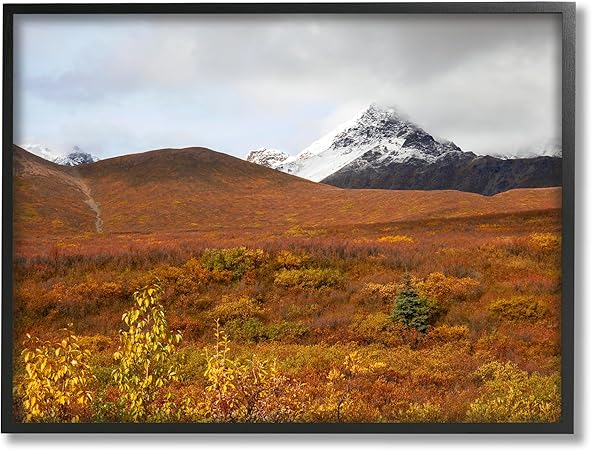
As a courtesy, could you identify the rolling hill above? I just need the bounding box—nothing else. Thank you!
[13,145,561,243]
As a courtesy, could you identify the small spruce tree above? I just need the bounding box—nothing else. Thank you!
[392,274,439,333]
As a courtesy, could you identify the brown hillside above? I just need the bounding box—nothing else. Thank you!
[13,146,96,238]
[13,145,561,242]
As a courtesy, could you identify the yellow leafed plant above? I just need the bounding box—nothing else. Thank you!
[15,326,95,422]
[112,283,183,421]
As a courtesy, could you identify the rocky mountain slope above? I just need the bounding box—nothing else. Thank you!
[246,104,561,195]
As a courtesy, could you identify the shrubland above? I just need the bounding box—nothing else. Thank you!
[12,210,562,423]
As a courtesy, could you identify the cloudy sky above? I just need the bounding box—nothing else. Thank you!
[14,14,561,159]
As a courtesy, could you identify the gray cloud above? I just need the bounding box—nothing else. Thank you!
[13,14,561,158]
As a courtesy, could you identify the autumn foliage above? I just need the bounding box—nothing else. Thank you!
[13,209,562,423]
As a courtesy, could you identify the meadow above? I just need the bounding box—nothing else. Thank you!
[12,207,562,423]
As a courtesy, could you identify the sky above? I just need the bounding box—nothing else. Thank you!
[13,14,562,159]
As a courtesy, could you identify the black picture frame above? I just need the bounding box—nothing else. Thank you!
[1,2,576,434]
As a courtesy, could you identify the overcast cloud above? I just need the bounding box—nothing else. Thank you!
[13,14,561,159]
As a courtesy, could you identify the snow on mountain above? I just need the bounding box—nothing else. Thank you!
[260,103,464,182]
[19,144,99,166]
[53,146,100,166]
[246,148,290,168]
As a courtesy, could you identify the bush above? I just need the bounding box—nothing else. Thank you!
[274,268,344,290]
[399,402,443,422]
[224,318,309,343]
[415,272,481,306]
[224,318,269,342]
[112,284,182,421]
[313,351,386,422]
[201,247,266,280]
[276,250,310,269]
[203,322,309,422]
[425,324,469,345]
[152,258,232,294]
[467,361,560,422]
[14,327,95,422]
[392,275,440,333]
[349,312,404,346]
[488,296,548,322]
[358,282,400,305]
[529,232,560,252]
[208,295,264,324]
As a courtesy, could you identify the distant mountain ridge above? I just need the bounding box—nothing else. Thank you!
[20,144,99,166]
[245,103,562,195]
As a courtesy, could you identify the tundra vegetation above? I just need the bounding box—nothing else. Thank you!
[13,212,561,423]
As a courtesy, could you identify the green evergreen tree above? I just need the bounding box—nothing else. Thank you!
[392,274,439,333]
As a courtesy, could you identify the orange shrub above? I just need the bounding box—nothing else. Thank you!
[529,232,561,252]
[415,272,481,306]
[152,258,232,295]
[424,324,470,345]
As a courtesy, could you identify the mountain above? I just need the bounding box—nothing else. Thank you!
[247,104,562,195]
[20,144,99,166]
[13,145,560,241]
[246,148,290,168]
[275,104,463,182]
[54,146,100,166]
[323,152,562,196]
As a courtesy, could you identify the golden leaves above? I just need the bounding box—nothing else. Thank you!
[15,328,95,422]
[111,283,182,422]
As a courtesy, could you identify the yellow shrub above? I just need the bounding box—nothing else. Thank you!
[467,361,560,422]
[208,295,264,324]
[276,250,310,269]
[426,324,470,344]
[112,284,182,421]
[152,258,232,294]
[201,247,266,280]
[378,235,414,244]
[488,296,548,322]
[415,272,481,305]
[15,328,95,422]
[529,232,561,251]
[349,312,404,346]
[313,351,386,422]
[203,322,309,422]
[361,282,400,303]
[399,402,443,422]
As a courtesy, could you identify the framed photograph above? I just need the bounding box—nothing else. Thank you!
[1,2,575,433]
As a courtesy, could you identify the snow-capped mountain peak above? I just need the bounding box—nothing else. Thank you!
[19,144,99,166]
[245,148,290,168]
[270,103,462,182]
[53,146,100,166]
